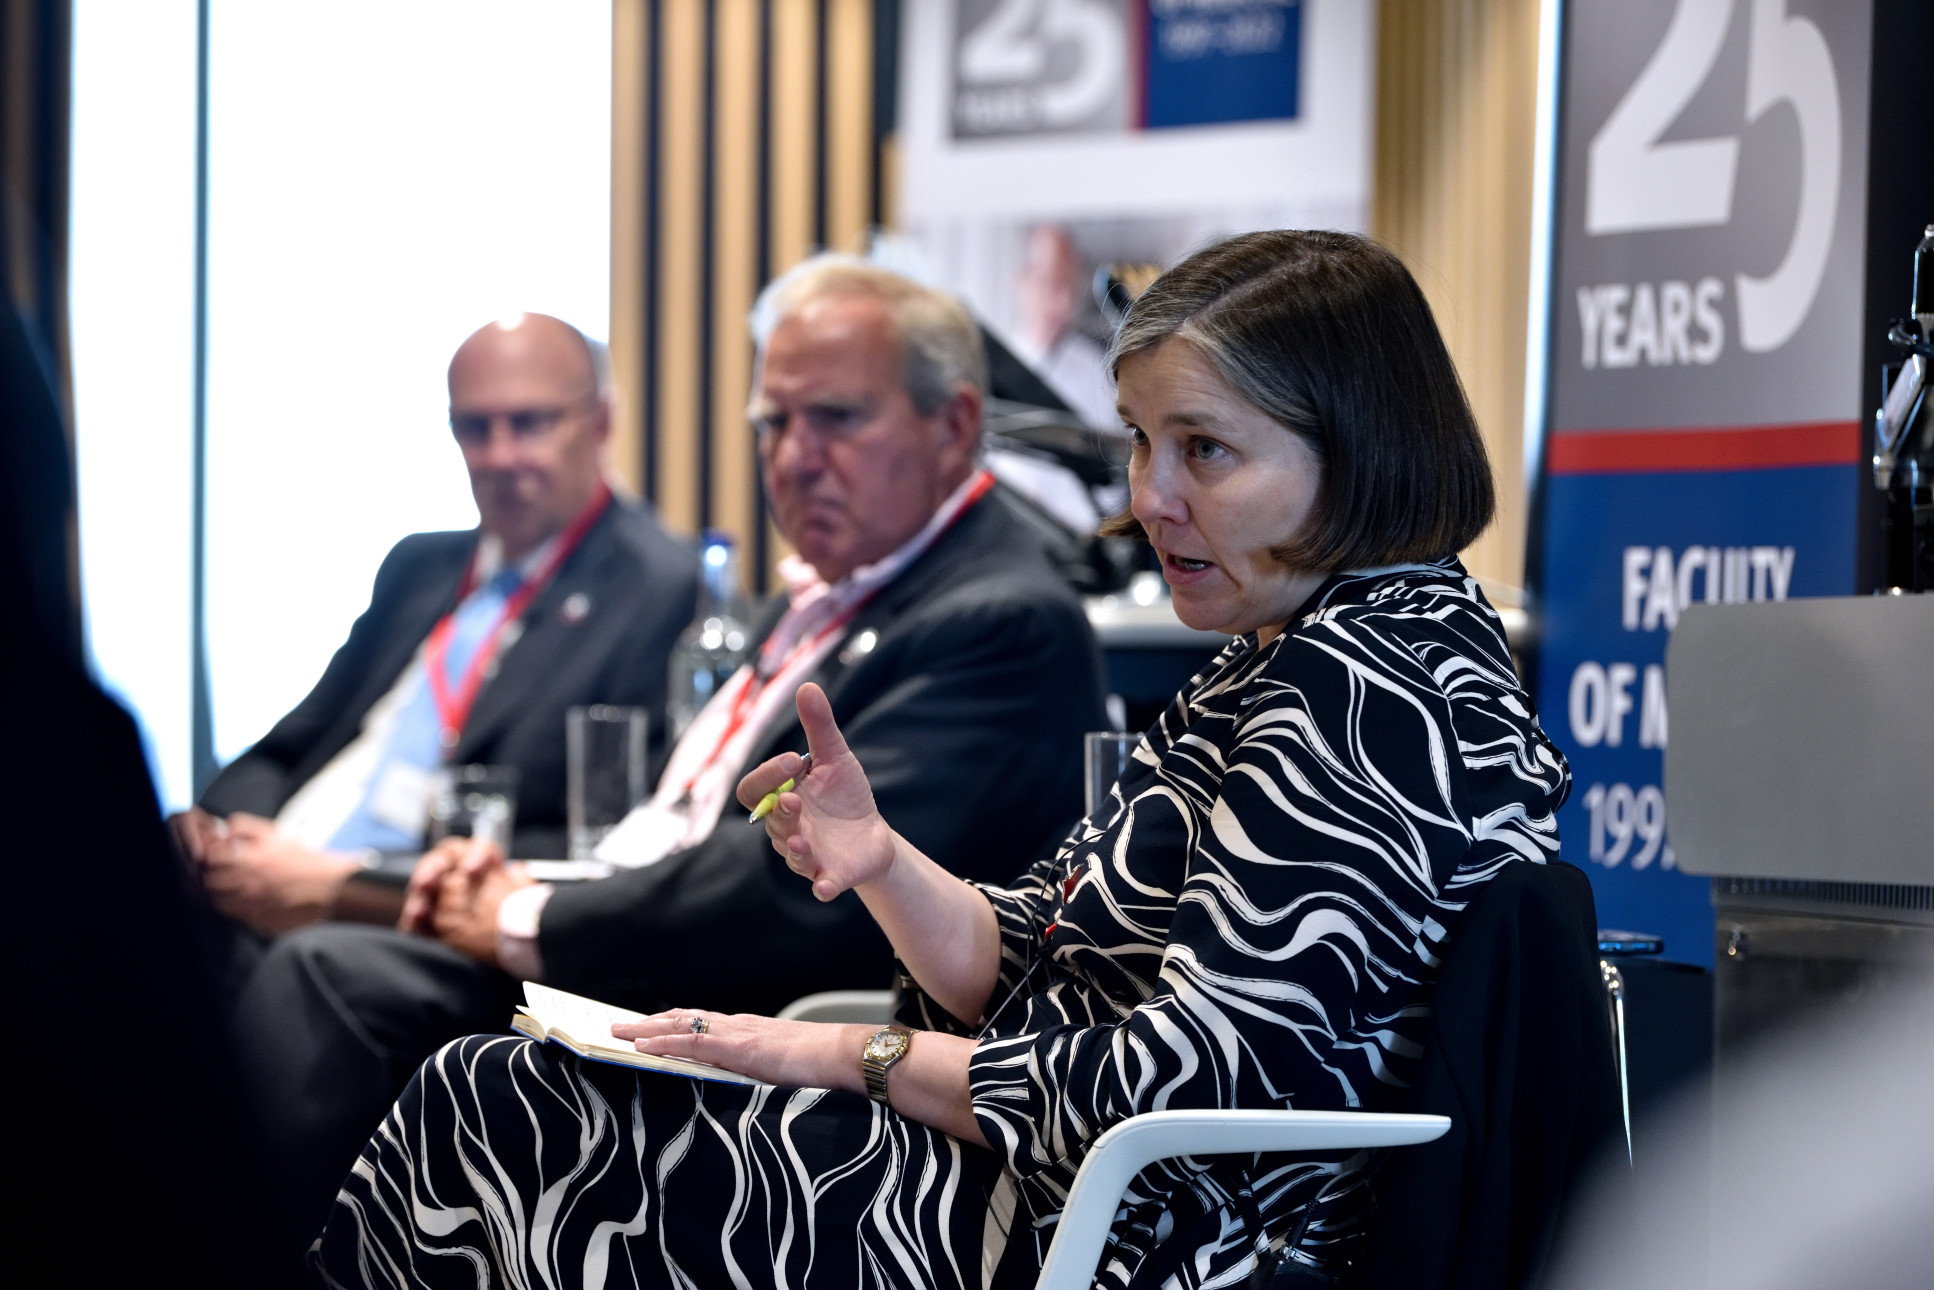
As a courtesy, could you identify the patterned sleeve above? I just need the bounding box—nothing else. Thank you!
[966,603,1551,1180]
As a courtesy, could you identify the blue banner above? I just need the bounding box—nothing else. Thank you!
[1141,1,1301,129]
[1536,461,1861,966]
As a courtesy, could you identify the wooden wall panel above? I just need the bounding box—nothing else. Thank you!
[768,0,818,283]
[824,0,872,254]
[611,0,884,591]
[652,1,705,535]
[764,0,823,578]
[711,0,761,548]
[1372,0,1542,596]
[608,0,648,497]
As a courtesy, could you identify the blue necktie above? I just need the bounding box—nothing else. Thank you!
[327,567,525,853]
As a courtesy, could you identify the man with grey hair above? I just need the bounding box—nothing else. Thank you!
[236,258,1107,1248]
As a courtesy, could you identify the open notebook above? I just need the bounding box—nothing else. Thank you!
[511,982,770,1087]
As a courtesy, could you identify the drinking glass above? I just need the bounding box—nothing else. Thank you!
[568,705,649,860]
[428,764,521,848]
[1083,731,1139,819]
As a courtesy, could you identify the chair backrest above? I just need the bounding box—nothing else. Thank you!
[1357,860,1625,1290]
[775,988,896,1024]
[1033,1110,1452,1290]
[1599,959,1633,1162]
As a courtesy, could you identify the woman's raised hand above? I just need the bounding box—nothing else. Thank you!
[738,682,898,900]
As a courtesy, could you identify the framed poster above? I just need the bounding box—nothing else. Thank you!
[898,1,1373,423]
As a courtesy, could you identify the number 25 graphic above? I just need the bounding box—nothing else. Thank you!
[1585,0,1840,353]
[959,0,1123,127]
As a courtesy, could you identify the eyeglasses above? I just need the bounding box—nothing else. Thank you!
[751,400,876,449]
[450,397,595,446]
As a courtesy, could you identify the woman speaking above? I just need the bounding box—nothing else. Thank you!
[313,231,1568,1289]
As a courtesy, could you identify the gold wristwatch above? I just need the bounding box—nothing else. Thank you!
[860,1024,913,1105]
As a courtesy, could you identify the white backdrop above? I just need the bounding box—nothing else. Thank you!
[70,1,612,806]
[71,1,200,808]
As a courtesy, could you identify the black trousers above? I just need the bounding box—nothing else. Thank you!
[230,923,521,1254]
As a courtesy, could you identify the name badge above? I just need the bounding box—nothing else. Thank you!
[367,761,435,838]
[593,803,693,869]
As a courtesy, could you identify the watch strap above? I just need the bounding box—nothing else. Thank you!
[861,1024,913,1105]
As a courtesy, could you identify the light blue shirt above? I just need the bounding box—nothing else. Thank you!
[326,565,526,853]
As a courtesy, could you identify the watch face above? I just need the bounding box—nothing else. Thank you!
[865,1031,907,1062]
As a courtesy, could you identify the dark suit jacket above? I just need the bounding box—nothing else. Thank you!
[199,497,700,860]
[538,494,1109,1016]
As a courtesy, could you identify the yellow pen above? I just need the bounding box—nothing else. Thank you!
[748,753,813,823]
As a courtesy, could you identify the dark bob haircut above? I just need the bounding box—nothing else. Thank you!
[1099,230,1494,572]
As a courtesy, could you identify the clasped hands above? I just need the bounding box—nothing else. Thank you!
[173,807,360,937]
[397,833,536,965]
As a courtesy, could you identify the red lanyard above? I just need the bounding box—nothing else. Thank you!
[669,468,997,800]
[670,600,871,801]
[425,481,611,751]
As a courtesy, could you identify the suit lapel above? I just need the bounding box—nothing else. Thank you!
[740,621,867,766]
[735,494,1001,767]
[347,539,473,725]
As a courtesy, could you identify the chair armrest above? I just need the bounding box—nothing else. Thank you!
[775,989,897,1024]
[1033,1109,1451,1290]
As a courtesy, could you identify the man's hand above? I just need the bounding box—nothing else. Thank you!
[426,839,535,966]
[398,836,480,936]
[201,812,359,937]
[168,806,227,869]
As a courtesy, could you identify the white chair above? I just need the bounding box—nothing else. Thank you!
[776,990,1453,1287]
[1599,959,1634,1163]
[775,988,897,1024]
[1034,1109,1451,1290]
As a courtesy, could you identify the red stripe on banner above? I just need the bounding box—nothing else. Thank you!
[1547,421,1862,474]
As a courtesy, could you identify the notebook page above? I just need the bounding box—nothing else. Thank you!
[523,982,647,1053]
[519,983,769,1085]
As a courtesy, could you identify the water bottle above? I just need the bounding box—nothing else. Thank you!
[667,530,751,739]
[1913,223,1933,337]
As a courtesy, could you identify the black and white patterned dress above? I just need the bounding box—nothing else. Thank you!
[312,560,1568,1290]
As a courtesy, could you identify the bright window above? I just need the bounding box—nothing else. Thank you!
[71,2,612,807]
[71,0,199,808]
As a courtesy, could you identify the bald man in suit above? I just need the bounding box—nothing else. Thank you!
[177,315,698,935]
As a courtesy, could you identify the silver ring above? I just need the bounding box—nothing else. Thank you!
[690,1016,709,1035]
